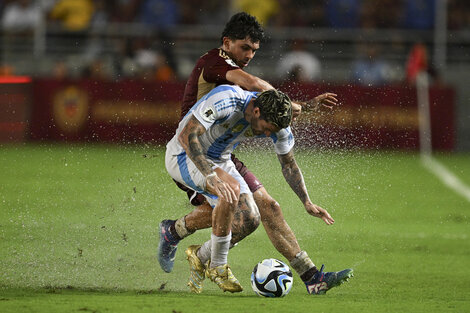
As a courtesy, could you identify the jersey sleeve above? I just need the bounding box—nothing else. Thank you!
[271,127,295,155]
[202,51,239,84]
[192,85,245,130]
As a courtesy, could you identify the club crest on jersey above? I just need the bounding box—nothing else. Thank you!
[231,124,244,133]
[244,129,254,137]
[200,105,216,122]
[225,59,238,68]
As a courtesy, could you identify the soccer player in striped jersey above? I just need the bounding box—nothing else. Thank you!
[158,12,352,294]
[165,86,294,292]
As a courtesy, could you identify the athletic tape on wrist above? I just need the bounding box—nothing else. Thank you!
[206,172,217,179]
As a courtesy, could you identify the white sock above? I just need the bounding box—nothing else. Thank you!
[290,251,315,276]
[196,238,237,265]
[196,239,212,264]
[210,232,231,268]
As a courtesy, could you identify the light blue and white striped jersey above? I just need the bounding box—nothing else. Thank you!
[166,85,295,161]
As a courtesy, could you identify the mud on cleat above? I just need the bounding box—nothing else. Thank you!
[157,219,179,273]
[185,245,206,294]
[205,263,243,293]
[305,264,354,295]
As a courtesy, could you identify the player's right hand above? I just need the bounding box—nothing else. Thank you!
[206,173,238,204]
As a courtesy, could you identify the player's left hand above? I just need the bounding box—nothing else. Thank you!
[290,93,338,123]
[305,202,335,225]
[308,92,339,111]
[291,102,302,121]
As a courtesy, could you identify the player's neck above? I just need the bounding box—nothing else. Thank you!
[244,100,255,120]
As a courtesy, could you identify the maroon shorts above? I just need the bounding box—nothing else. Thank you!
[231,154,263,193]
[174,154,264,206]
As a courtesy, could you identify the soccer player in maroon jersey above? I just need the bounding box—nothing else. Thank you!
[158,12,352,294]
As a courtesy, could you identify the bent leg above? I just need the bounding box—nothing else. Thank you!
[230,193,260,244]
[208,167,240,237]
[194,192,260,265]
[254,187,319,282]
[174,193,260,244]
[171,154,261,240]
[253,187,301,261]
[184,203,212,232]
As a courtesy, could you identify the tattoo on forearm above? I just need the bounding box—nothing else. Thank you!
[188,133,203,157]
[183,117,213,175]
[279,152,309,203]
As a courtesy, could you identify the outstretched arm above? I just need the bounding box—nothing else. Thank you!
[226,69,274,92]
[178,116,237,203]
[291,92,339,120]
[226,66,338,122]
[277,149,335,225]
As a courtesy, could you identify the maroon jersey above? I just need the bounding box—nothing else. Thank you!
[180,48,239,118]
[174,48,263,201]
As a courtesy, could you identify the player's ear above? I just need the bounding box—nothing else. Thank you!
[252,107,261,118]
[222,37,231,49]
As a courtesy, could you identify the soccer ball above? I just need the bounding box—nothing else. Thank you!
[251,258,293,297]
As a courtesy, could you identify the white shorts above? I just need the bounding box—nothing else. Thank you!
[165,148,250,207]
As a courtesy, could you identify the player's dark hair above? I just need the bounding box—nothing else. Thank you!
[254,90,292,129]
[221,12,265,44]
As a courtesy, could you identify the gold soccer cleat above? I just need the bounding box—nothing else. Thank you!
[185,245,206,294]
[205,263,243,293]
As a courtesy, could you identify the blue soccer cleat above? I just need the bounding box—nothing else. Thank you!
[305,264,353,295]
[157,219,180,273]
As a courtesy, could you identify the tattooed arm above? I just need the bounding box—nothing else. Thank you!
[178,115,237,203]
[178,115,213,176]
[291,93,339,121]
[278,149,335,225]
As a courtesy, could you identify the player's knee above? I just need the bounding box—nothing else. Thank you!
[262,198,282,220]
[244,206,260,231]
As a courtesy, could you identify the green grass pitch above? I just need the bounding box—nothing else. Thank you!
[0,144,469,312]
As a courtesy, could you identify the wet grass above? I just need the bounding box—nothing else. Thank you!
[0,144,469,312]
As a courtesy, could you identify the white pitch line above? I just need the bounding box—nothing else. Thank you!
[421,155,470,203]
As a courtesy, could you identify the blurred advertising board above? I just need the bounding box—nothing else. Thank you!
[0,76,32,142]
[28,80,454,150]
[279,82,455,151]
[29,79,184,144]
